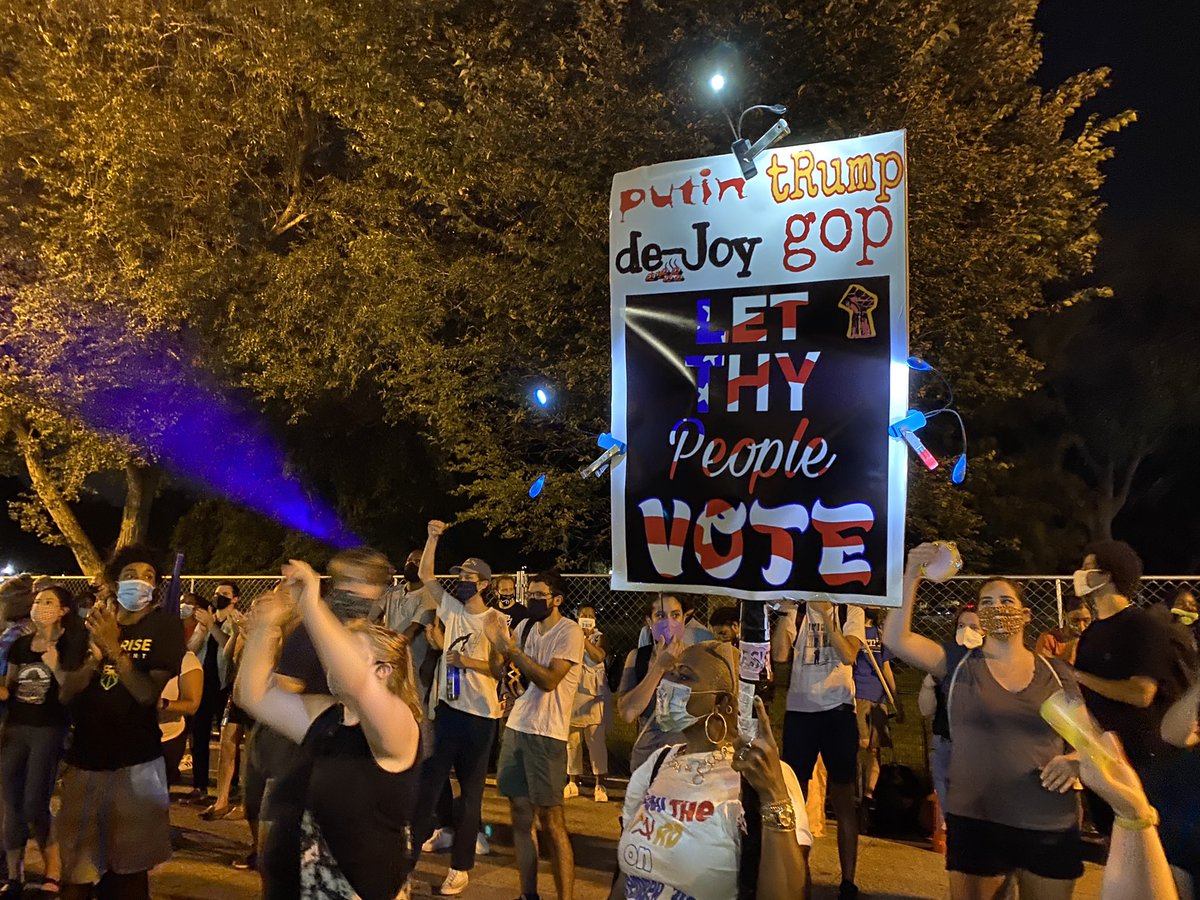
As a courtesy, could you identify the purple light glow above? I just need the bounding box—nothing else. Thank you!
[5,305,356,548]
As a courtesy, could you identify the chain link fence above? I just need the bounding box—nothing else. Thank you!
[19,571,1200,775]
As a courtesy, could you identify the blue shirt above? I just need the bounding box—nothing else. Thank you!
[852,625,892,703]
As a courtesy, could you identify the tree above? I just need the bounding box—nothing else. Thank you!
[0,0,1130,570]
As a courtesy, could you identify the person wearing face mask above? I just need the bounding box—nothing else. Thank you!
[54,544,185,900]
[565,605,610,802]
[408,520,506,897]
[611,641,811,900]
[917,604,981,854]
[617,595,690,772]
[885,544,1084,899]
[635,592,713,648]
[490,574,531,631]
[378,550,439,703]
[0,585,87,896]
[236,560,423,900]
[1034,598,1093,665]
[254,546,392,900]
[489,569,584,900]
[185,580,239,805]
[1069,541,1192,849]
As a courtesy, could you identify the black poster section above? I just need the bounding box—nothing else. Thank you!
[622,275,892,599]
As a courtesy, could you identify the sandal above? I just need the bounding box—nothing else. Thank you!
[200,803,233,821]
[41,877,61,896]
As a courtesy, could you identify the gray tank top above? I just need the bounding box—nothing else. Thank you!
[943,643,1077,831]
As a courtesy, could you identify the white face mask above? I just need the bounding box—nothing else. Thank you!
[32,604,61,628]
[956,625,984,649]
[1072,569,1102,598]
[179,604,195,620]
[578,617,596,631]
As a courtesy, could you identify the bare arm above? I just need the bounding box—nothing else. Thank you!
[1073,671,1158,709]
[583,632,607,664]
[112,654,174,707]
[507,651,572,693]
[617,641,682,723]
[164,667,204,717]
[881,546,948,678]
[290,561,419,767]
[235,617,319,746]
[418,520,445,607]
[57,654,101,704]
[811,603,861,665]
[1161,681,1200,748]
[881,659,897,699]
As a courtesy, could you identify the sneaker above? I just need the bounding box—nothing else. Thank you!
[439,869,469,896]
[475,831,490,856]
[838,881,860,900]
[594,784,608,803]
[422,827,455,853]
[563,781,579,799]
[231,852,257,871]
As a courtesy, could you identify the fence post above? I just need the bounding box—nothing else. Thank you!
[189,577,195,593]
[1054,578,1064,628]
[516,569,528,604]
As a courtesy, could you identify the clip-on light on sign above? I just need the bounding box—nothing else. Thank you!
[891,357,969,484]
[578,433,627,479]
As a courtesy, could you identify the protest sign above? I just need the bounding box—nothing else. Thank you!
[610,130,908,604]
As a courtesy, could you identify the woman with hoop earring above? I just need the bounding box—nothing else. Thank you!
[610,641,811,900]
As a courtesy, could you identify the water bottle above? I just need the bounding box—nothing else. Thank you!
[446,663,461,701]
[737,599,772,739]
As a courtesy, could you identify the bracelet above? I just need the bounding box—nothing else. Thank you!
[1114,806,1159,831]
[760,800,797,832]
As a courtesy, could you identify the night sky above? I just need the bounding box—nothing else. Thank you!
[3,3,1197,573]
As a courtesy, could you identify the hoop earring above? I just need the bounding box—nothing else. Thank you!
[704,710,728,746]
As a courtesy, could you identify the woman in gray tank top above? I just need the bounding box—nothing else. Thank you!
[883,544,1084,900]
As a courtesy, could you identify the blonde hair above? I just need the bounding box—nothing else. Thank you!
[346,620,423,724]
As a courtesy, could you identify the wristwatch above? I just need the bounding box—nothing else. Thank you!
[760,800,797,832]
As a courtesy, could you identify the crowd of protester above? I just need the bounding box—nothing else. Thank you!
[0,531,1194,899]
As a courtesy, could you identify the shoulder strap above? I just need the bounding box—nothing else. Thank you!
[944,649,974,741]
[1036,654,1066,690]
[516,619,533,651]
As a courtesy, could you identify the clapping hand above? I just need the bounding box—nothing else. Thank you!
[86,602,122,660]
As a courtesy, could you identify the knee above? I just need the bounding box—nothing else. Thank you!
[537,807,567,836]
[510,800,535,832]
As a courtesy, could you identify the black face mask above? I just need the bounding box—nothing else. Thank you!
[213,596,232,611]
[495,593,516,609]
[327,589,375,622]
[403,563,420,584]
[526,596,551,622]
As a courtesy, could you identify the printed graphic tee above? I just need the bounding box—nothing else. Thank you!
[618,746,812,900]
[776,604,866,712]
[67,607,185,770]
[5,629,88,728]
[852,624,893,703]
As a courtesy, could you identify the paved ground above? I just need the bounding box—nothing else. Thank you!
[136,781,1107,900]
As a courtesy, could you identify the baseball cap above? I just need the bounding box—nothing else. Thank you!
[450,558,493,581]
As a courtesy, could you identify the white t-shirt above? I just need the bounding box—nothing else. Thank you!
[507,616,584,742]
[618,745,812,900]
[160,651,202,742]
[428,585,502,720]
[776,604,866,712]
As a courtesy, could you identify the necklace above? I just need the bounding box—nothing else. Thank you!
[667,743,733,785]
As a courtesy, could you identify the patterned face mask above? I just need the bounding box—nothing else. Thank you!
[977,605,1026,636]
[326,589,375,623]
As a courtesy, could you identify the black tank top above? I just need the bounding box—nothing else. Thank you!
[303,704,419,900]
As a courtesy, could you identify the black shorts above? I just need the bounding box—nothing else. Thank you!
[224,697,255,728]
[782,705,858,787]
[945,814,1084,881]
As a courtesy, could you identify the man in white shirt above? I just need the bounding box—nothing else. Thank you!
[773,598,866,900]
[409,521,506,897]
[491,570,584,900]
